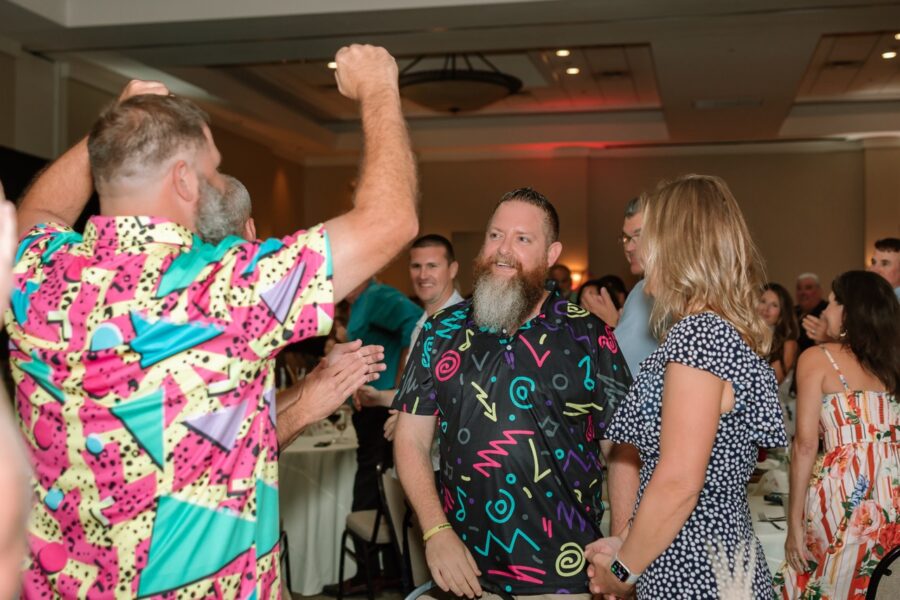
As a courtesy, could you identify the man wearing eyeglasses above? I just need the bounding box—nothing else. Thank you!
[580,195,656,376]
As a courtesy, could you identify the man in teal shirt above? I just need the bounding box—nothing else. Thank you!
[346,279,421,510]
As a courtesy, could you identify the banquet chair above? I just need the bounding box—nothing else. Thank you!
[867,545,900,599]
[278,528,292,591]
[336,462,399,600]
[377,465,413,593]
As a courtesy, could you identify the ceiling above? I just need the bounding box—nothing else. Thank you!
[1,0,899,160]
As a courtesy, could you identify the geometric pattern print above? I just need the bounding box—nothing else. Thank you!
[774,362,900,599]
[6,216,334,598]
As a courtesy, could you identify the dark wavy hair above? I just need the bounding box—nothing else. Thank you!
[832,271,900,396]
[763,282,799,369]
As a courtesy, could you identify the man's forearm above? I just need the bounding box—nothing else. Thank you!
[396,431,446,531]
[608,442,641,536]
[357,90,416,219]
[17,138,93,238]
[327,87,418,301]
[276,382,310,447]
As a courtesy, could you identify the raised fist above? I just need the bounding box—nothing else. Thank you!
[333,45,399,101]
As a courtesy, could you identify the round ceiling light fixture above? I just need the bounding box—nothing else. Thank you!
[399,54,523,113]
[883,50,897,59]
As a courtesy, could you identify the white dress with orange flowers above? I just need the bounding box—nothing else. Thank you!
[773,348,900,599]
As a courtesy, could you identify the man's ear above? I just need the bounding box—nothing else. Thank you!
[449,260,459,281]
[547,241,563,267]
[172,160,197,204]
[243,217,257,241]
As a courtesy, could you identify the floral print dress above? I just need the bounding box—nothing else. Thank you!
[774,347,900,599]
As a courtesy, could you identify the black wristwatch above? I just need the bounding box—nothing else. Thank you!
[610,554,640,585]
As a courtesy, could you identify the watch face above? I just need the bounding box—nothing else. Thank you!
[610,559,630,583]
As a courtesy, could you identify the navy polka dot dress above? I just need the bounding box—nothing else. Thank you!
[606,313,787,599]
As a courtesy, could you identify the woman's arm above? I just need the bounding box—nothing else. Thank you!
[588,362,723,595]
[772,358,787,385]
[784,348,823,572]
[783,340,799,376]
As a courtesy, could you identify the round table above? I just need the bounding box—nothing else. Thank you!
[279,424,358,595]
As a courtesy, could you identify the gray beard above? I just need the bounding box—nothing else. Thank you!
[196,175,251,244]
[472,272,532,333]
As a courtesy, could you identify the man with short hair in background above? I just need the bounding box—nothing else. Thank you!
[869,237,900,299]
[796,272,829,351]
[356,234,464,422]
[393,187,634,599]
[804,238,900,345]
[548,263,576,302]
[5,44,417,597]
[581,195,656,376]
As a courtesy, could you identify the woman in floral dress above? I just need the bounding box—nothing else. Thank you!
[774,270,900,599]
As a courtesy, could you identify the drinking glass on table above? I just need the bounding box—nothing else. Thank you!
[327,404,351,442]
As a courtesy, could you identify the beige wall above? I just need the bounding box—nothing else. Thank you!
[863,144,900,263]
[587,150,866,292]
[302,157,591,296]
[212,126,306,239]
[0,52,14,149]
[57,72,887,300]
[65,79,114,147]
[301,149,870,299]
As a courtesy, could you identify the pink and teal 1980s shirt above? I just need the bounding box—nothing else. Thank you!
[5,216,333,598]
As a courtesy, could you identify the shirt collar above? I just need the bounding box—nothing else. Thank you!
[82,215,197,252]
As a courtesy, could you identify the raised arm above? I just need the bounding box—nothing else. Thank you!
[15,80,170,238]
[325,45,418,302]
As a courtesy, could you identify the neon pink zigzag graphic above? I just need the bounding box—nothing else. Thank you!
[473,430,534,477]
[486,565,546,585]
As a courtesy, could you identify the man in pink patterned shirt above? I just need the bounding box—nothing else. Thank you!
[6,45,417,598]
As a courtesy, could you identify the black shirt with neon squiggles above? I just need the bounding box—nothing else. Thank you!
[393,293,632,594]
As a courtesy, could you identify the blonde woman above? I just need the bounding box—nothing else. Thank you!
[586,175,787,598]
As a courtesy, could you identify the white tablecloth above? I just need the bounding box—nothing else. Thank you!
[750,494,787,574]
[279,425,358,596]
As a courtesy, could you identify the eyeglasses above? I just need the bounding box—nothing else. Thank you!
[620,231,641,246]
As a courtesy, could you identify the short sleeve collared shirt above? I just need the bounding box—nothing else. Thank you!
[346,281,422,391]
[6,216,333,598]
[393,294,632,595]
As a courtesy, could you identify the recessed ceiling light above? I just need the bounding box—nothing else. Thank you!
[895,33,900,41]
[565,67,580,75]
[555,49,571,57]
[327,61,338,69]
[883,51,898,60]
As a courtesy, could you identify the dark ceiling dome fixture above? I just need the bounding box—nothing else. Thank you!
[398,53,523,113]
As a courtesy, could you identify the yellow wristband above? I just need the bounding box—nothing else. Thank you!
[422,522,452,542]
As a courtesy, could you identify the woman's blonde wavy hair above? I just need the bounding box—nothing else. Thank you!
[642,174,771,356]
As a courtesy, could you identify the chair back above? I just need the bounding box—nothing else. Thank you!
[867,545,900,600]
